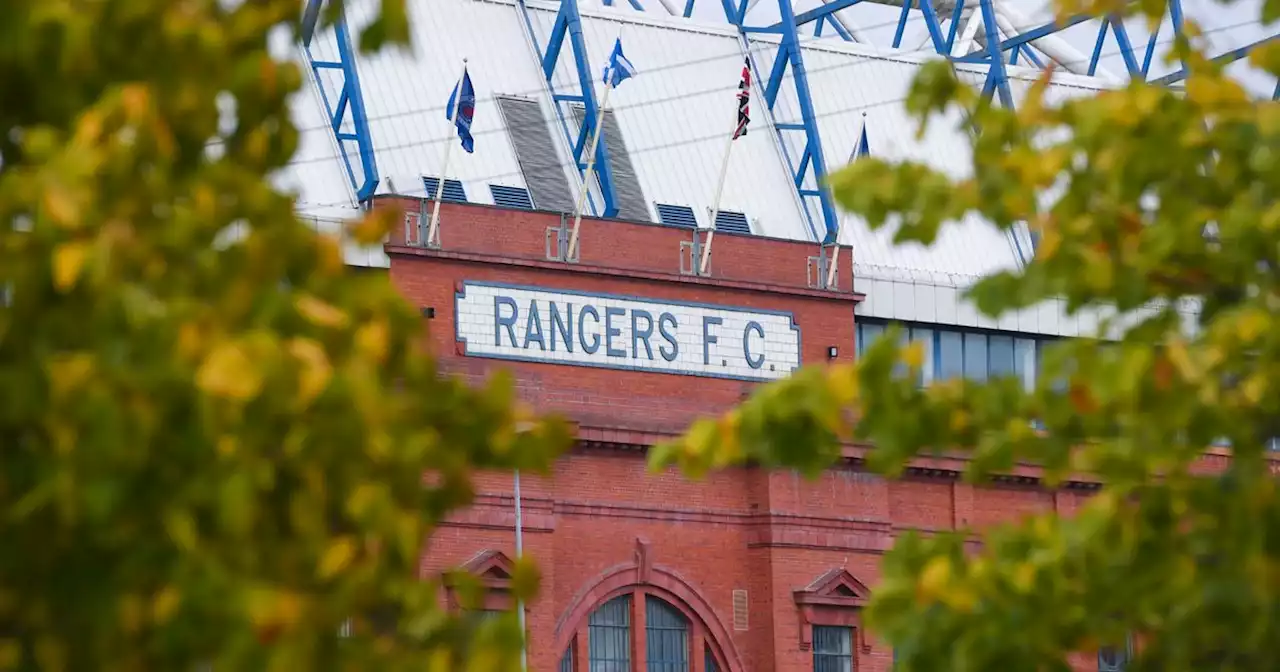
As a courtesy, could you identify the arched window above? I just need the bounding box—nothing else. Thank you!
[559,590,729,672]
[589,595,632,671]
[645,596,689,671]
[1099,638,1133,672]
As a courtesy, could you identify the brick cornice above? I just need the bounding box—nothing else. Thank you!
[387,244,865,303]
[570,425,1106,490]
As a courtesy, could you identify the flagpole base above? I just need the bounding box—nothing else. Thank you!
[546,214,580,263]
[679,232,713,277]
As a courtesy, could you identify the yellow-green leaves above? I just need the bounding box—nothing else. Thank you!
[665,5,1280,671]
[197,339,265,401]
[51,241,90,291]
[318,537,358,580]
[1,1,568,670]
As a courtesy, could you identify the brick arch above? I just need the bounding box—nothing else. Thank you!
[553,552,745,672]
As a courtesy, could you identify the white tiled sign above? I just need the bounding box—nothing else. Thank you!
[455,282,802,381]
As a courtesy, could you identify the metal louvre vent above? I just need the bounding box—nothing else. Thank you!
[570,106,650,222]
[655,203,697,229]
[731,589,748,631]
[489,184,534,210]
[422,177,467,203]
[496,96,576,213]
[714,210,751,235]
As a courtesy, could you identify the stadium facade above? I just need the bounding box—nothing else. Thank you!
[279,1,1277,670]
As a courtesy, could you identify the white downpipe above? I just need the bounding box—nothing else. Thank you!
[992,0,1120,81]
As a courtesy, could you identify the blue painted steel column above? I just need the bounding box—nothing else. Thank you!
[302,0,380,203]
[945,0,966,54]
[978,0,1013,107]
[522,0,620,217]
[747,0,844,240]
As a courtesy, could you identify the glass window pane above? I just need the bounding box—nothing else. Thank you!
[939,331,963,380]
[812,626,853,672]
[858,323,884,357]
[589,595,631,672]
[912,328,934,385]
[1014,337,1037,391]
[705,647,719,672]
[892,327,910,379]
[645,596,688,672]
[964,332,988,381]
[989,336,1015,378]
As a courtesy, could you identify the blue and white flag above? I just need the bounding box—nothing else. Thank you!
[601,38,636,88]
[446,66,476,153]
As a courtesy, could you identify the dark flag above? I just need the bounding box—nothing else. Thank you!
[733,57,750,140]
[446,66,476,153]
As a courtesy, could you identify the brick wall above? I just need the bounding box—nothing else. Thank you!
[378,198,1104,672]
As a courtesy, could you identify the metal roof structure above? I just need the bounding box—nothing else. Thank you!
[279,0,1274,338]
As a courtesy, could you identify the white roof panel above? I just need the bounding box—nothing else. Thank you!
[528,3,811,237]
[277,0,1152,334]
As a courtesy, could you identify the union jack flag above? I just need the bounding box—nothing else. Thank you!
[733,57,750,140]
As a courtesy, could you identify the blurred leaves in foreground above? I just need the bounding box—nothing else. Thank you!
[0,1,570,670]
[652,1,1280,670]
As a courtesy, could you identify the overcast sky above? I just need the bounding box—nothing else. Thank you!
[651,0,1276,96]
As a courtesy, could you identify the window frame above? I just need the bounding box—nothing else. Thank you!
[811,625,854,672]
[792,569,874,668]
[559,587,729,672]
[856,319,1051,390]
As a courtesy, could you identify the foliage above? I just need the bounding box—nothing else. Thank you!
[0,1,570,670]
[652,2,1280,670]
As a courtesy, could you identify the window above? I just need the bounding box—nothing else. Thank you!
[563,590,727,672]
[588,595,632,672]
[856,320,1050,389]
[963,332,988,381]
[1098,640,1133,671]
[856,323,884,357]
[939,331,964,380]
[812,625,853,672]
[645,596,689,672]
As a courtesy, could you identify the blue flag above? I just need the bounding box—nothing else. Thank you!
[601,38,636,88]
[446,67,476,153]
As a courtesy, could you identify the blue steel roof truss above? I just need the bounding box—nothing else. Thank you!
[517,0,621,218]
[300,0,380,204]
[951,1,1278,103]
[733,0,843,245]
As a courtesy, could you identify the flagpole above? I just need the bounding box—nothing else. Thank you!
[699,130,736,275]
[566,80,613,261]
[826,216,844,289]
[428,59,468,248]
[513,469,527,672]
[700,54,752,276]
[826,112,867,289]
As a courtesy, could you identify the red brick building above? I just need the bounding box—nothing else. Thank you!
[383,198,1111,672]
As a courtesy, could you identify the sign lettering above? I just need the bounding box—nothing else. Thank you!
[454,282,801,381]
